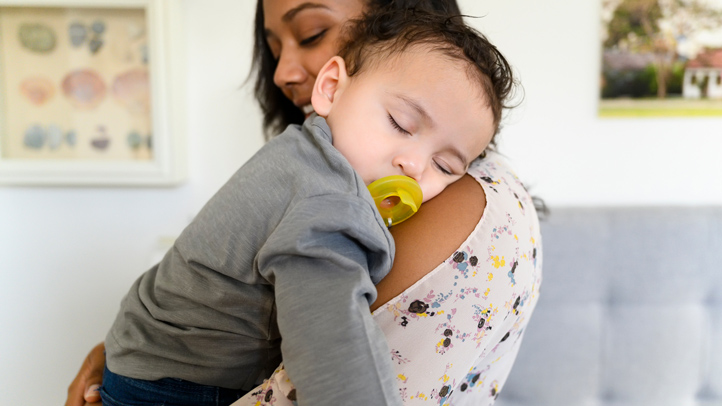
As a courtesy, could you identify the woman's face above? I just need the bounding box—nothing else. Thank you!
[263,0,365,117]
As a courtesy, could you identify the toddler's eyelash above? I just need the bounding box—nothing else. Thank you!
[434,161,453,175]
[387,114,410,135]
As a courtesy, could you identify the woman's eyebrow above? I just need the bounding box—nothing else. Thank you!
[282,3,331,22]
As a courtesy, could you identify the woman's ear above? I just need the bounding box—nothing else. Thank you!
[311,56,348,117]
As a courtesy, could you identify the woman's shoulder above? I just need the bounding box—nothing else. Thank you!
[370,172,486,311]
[371,152,540,311]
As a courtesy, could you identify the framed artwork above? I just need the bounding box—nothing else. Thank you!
[0,0,184,186]
[599,0,722,118]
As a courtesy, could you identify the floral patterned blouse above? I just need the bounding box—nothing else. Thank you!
[232,151,543,406]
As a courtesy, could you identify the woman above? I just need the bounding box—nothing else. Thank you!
[66,1,541,405]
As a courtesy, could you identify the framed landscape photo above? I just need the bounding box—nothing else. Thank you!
[0,0,184,186]
[599,0,722,118]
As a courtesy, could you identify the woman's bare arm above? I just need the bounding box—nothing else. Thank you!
[371,174,486,312]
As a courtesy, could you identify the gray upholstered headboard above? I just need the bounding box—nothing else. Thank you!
[496,207,722,406]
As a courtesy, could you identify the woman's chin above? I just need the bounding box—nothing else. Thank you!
[302,104,314,118]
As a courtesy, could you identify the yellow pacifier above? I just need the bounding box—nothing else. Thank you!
[367,175,423,227]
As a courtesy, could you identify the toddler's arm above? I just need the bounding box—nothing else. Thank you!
[256,194,401,406]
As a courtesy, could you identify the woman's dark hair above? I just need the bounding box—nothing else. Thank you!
[251,0,462,140]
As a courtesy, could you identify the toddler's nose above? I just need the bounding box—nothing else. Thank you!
[393,153,424,181]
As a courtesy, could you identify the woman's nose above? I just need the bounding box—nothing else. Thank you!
[273,48,308,91]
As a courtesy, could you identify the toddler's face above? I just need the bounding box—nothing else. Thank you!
[316,48,495,203]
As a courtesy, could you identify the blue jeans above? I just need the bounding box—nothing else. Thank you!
[100,366,248,406]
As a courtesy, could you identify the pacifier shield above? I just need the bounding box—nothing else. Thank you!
[367,175,423,227]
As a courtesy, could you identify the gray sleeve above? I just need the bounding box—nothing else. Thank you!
[256,194,402,406]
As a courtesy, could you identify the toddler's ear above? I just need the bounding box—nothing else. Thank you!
[311,56,348,117]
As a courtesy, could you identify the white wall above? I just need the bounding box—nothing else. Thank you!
[466,0,722,206]
[1,1,720,404]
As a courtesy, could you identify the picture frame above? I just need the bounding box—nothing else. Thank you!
[0,0,185,186]
[599,0,722,118]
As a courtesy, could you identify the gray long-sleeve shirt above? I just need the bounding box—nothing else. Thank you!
[105,116,402,405]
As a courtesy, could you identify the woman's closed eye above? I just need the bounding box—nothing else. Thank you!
[387,114,410,135]
[299,29,327,46]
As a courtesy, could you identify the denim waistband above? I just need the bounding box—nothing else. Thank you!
[100,365,248,406]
